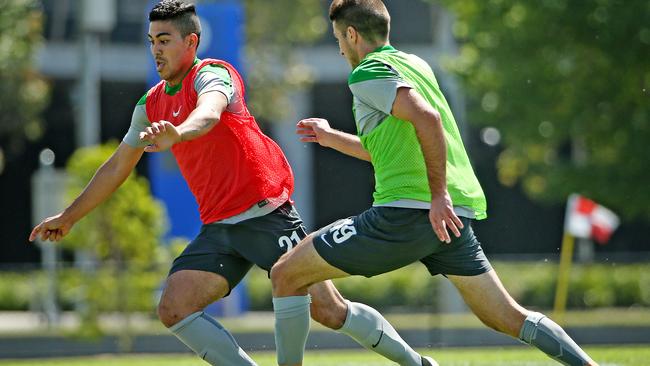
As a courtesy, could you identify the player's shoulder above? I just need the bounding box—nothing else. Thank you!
[197,62,232,85]
[348,57,398,85]
[198,63,228,74]
[137,81,164,106]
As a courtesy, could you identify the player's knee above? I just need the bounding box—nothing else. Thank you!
[310,301,346,329]
[270,258,293,291]
[157,301,179,328]
[157,297,193,328]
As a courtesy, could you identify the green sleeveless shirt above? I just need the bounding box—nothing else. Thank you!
[348,45,487,219]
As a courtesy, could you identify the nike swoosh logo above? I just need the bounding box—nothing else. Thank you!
[371,330,384,348]
[172,106,182,117]
[320,234,332,247]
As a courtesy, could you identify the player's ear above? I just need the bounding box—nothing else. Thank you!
[347,26,359,44]
[187,33,199,49]
[346,26,355,40]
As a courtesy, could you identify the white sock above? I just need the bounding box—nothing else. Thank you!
[519,311,594,366]
[338,301,422,366]
[273,295,311,365]
[170,311,256,366]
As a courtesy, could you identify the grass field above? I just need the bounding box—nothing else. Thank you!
[0,346,648,366]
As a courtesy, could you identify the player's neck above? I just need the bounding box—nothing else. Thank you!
[166,56,198,87]
[357,41,389,61]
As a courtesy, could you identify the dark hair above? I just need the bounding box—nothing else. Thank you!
[329,0,390,43]
[149,0,201,48]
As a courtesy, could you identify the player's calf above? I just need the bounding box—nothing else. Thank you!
[519,311,598,366]
[309,300,347,329]
[308,281,348,329]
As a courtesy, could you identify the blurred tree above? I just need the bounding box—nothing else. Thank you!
[438,0,650,219]
[243,0,327,121]
[62,141,167,348]
[0,0,49,173]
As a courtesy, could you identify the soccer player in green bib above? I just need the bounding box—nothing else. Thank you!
[270,1,599,365]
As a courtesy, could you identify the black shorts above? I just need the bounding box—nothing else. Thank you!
[169,202,307,294]
[312,206,492,277]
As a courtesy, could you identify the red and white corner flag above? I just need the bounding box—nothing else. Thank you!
[564,194,620,244]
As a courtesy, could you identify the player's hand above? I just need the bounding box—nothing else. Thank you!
[139,120,181,152]
[29,213,73,243]
[429,191,464,243]
[296,118,335,148]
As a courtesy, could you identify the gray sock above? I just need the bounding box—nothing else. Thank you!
[273,295,311,365]
[519,312,593,366]
[338,301,422,366]
[170,311,256,366]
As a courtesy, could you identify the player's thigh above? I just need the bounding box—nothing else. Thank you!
[311,207,438,277]
[447,270,526,335]
[272,236,350,295]
[168,224,253,298]
[160,269,231,311]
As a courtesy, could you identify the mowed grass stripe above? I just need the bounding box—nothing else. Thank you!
[0,345,647,365]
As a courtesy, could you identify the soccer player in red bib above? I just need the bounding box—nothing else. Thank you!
[30,1,430,365]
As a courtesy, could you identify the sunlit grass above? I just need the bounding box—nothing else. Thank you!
[0,345,647,365]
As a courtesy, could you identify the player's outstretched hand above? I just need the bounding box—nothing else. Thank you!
[139,120,181,152]
[429,191,464,243]
[29,213,73,243]
[296,118,334,147]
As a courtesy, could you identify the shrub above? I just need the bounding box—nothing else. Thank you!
[245,261,650,311]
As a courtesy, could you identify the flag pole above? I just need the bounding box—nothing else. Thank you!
[553,232,575,325]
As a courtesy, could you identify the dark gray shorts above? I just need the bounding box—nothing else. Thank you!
[312,206,492,277]
[169,202,307,294]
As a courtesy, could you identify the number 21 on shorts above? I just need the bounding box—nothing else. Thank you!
[277,230,301,251]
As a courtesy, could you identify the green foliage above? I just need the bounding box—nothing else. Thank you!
[243,0,327,121]
[246,261,650,311]
[0,0,49,168]
[59,142,167,340]
[0,272,35,310]
[332,265,439,309]
[438,0,650,219]
[495,262,650,309]
[1,262,649,312]
[0,267,167,312]
[56,267,165,313]
[64,142,166,265]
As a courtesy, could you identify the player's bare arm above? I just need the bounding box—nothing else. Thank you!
[296,118,371,162]
[29,143,144,243]
[391,87,463,243]
[140,91,228,152]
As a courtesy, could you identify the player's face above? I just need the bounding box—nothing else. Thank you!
[333,21,360,68]
[148,21,195,85]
